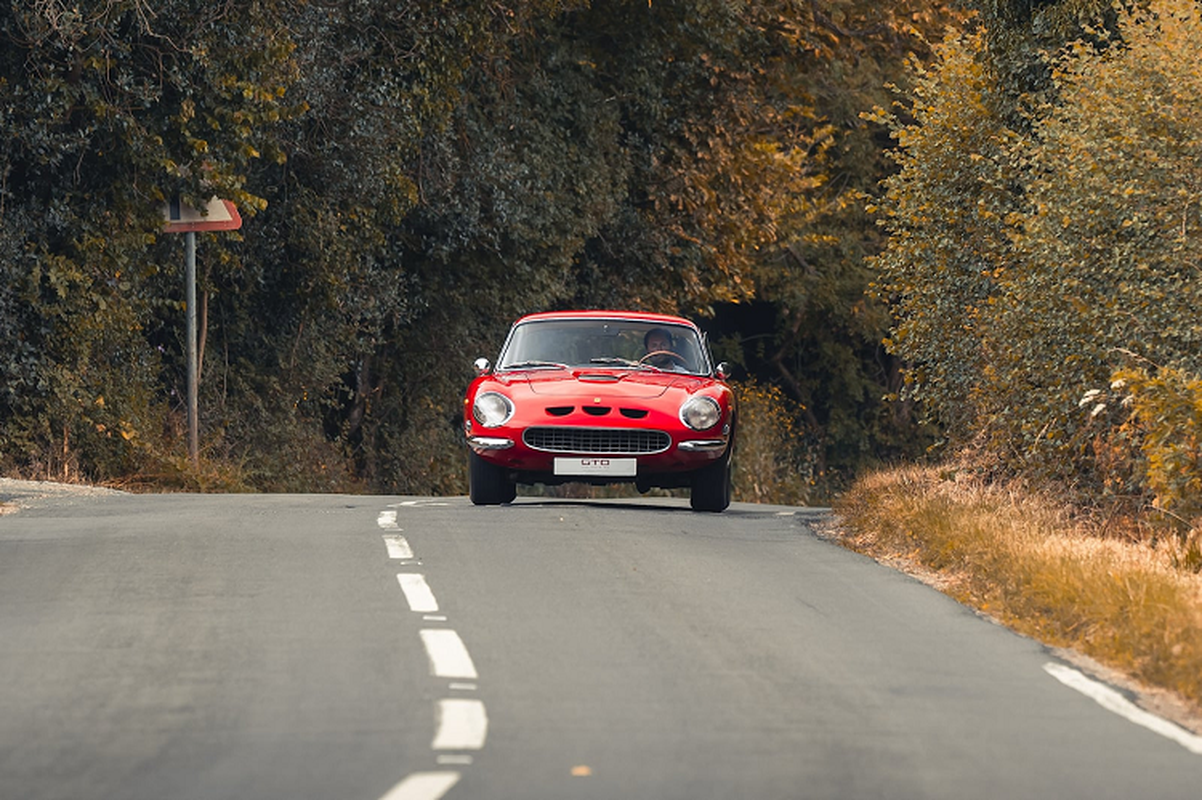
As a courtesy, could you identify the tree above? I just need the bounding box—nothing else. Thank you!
[869,29,1015,442]
[0,0,969,496]
[0,1,297,480]
[726,0,968,483]
[993,0,1202,479]
[873,0,1202,505]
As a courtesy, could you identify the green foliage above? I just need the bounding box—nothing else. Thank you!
[968,0,1117,106]
[875,0,1202,504]
[720,0,967,484]
[1109,367,1202,527]
[0,1,299,479]
[1,0,964,496]
[993,0,1202,468]
[731,380,815,505]
[870,28,1015,439]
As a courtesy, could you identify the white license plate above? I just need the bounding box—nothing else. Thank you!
[553,457,637,477]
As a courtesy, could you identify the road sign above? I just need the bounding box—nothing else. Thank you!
[162,196,242,233]
[160,194,243,468]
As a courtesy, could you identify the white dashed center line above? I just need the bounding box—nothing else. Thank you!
[396,574,439,613]
[432,698,489,750]
[378,771,460,800]
[420,629,479,680]
[382,535,414,559]
[377,504,487,800]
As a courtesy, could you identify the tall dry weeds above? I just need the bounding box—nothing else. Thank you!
[834,466,1202,706]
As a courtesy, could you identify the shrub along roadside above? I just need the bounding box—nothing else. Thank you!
[831,465,1202,713]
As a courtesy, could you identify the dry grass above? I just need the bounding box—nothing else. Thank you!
[832,465,1202,711]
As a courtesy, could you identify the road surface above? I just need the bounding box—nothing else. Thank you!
[2,485,1201,799]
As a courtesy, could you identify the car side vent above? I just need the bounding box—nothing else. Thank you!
[546,406,574,417]
[582,406,611,416]
[620,408,648,419]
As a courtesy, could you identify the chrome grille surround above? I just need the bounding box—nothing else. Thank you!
[523,426,671,455]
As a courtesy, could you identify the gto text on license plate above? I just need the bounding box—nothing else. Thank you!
[554,457,637,477]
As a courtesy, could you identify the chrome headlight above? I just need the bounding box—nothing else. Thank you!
[680,395,721,431]
[473,392,514,428]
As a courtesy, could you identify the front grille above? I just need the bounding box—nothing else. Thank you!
[524,426,671,455]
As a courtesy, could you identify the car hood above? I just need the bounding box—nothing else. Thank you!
[498,368,705,399]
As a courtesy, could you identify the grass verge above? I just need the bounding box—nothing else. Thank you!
[831,465,1202,714]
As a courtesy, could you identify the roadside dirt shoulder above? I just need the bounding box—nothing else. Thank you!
[814,513,1202,739]
[0,478,125,514]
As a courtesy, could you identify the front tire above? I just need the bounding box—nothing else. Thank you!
[689,447,731,512]
[469,449,517,505]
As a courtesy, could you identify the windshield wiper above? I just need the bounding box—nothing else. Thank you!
[502,360,570,370]
[588,357,639,367]
[589,357,672,373]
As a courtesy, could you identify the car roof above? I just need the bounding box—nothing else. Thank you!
[512,310,700,329]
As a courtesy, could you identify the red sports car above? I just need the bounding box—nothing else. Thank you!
[464,311,736,511]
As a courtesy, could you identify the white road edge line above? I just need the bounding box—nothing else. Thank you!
[378,771,460,800]
[433,698,489,750]
[382,534,414,560]
[1044,662,1202,754]
[420,629,479,680]
[397,574,439,613]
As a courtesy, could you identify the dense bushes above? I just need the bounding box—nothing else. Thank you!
[874,0,1202,520]
[731,381,815,505]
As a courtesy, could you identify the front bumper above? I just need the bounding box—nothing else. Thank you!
[677,439,728,452]
[466,425,729,476]
[467,435,514,450]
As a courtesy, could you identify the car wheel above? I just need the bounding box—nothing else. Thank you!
[469,449,517,505]
[689,447,731,512]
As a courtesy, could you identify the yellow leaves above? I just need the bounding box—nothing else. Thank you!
[1111,365,1202,525]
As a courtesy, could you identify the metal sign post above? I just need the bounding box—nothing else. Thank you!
[162,197,243,469]
[185,231,199,468]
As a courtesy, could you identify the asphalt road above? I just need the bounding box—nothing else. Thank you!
[3,486,1202,800]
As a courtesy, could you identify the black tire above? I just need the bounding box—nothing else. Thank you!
[469,449,516,505]
[689,448,732,512]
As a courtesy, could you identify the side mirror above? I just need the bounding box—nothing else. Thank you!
[714,362,730,380]
[474,357,491,376]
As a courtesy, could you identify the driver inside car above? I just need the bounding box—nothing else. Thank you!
[643,328,688,371]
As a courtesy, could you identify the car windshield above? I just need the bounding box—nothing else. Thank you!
[498,319,709,374]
